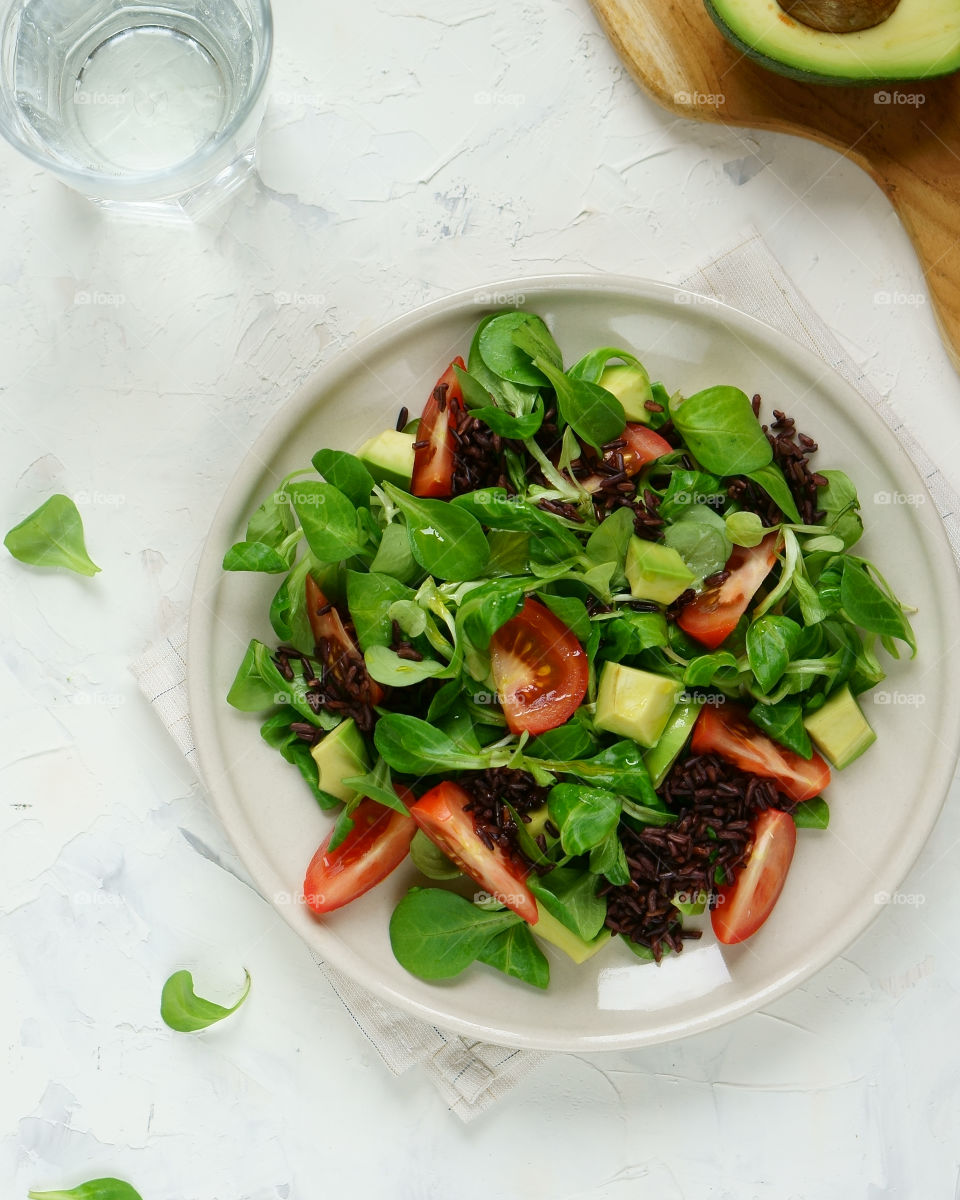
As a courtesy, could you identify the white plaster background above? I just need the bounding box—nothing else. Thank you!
[2,1,960,1196]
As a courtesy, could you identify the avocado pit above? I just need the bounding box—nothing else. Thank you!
[777,0,901,33]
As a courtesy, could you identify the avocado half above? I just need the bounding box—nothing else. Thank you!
[703,0,960,85]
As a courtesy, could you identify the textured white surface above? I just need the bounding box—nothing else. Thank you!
[3,0,960,1195]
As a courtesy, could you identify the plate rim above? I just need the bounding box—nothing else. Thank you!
[188,272,960,1051]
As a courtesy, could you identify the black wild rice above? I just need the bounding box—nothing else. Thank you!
[586,449,665,538]
[290,720,322,746]
[538,496,585,523]
[727,397,828,527]
[276,611,381,733]
[395,405,409,432]
[390,618,423,662]
[602,750,797,961]
[459,768,552,865]
[665,587,696,621]
[375,621,444,717]
[451,407,515,495]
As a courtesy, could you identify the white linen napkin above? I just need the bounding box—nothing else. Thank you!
[132,232,960,1120]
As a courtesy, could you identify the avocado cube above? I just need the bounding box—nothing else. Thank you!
[531,902,612,964]
[309,718,369,802]
[643,699,700,787]
[625,537,696,605]
[803,685,876,769]
[594,662,683,748]
[524,804,551,840]
[598,362,654,422]
[357,429,416,490]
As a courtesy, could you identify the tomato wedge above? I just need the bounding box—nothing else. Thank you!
[410,781,538,924]
[677,533,780,650]
[692,703,830,803]
[304,789,417,914]
[619,423,674,473]
[489,597,588,736]
[305,574,385,706]
[581,422,673,493]
[411,356,466,498]
[712,808,797,945]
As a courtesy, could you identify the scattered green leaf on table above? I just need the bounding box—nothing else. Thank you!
[28,1180,143,1200]
[160,968,251,1032]
[4,494,100,576]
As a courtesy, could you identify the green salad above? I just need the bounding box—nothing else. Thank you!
[225,310,916,990]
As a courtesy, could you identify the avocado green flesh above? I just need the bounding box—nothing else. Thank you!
[531,902,612,964]
[803,685,876,768]
[598,362,654,422]
[626,537,695,606]
[594,663,683,749]
[704,0,960,82]
[643,700,701,788]
[357,429,415,489]
[310,718,369,803]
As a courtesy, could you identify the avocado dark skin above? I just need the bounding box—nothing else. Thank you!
[778,0,900,33]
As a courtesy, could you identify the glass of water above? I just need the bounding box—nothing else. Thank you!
[0,0,272,215]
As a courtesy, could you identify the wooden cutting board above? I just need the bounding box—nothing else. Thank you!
[590,0,960,370]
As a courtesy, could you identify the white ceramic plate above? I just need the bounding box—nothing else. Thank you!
[189,276,960,1051]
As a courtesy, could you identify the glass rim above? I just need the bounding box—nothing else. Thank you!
[0,0,274,198]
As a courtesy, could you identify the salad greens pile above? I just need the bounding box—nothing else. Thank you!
[225,310,916,990]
